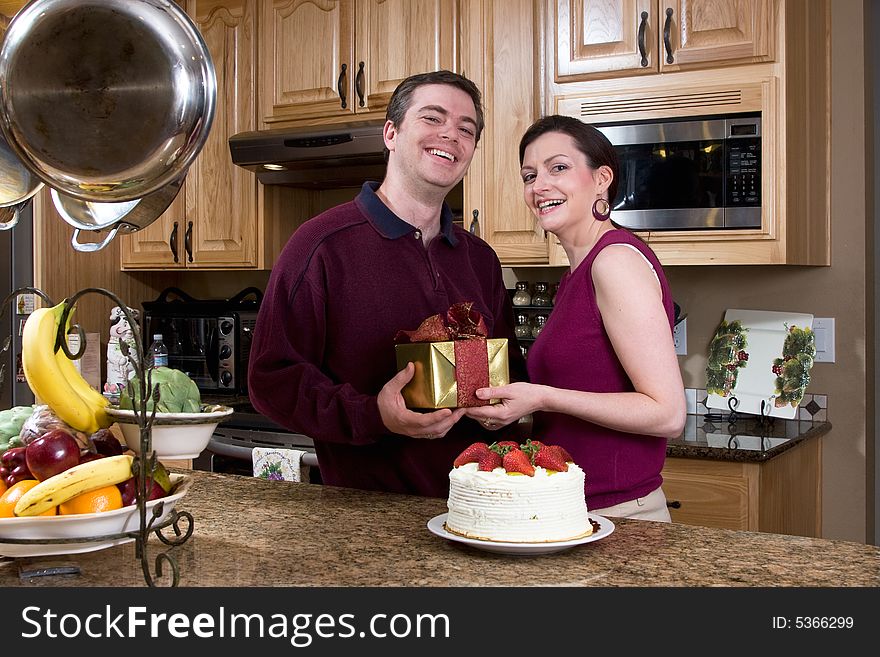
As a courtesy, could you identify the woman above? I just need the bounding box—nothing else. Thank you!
[466,115,686,521]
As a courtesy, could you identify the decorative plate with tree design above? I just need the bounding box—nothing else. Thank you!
[706,309,815,420]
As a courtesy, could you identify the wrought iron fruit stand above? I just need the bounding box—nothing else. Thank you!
[0,286,194,587]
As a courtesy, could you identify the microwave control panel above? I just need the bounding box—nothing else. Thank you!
[727,139,761,207]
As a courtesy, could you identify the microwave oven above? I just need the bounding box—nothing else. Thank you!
[595,113,761,231]
[142,287,262,395]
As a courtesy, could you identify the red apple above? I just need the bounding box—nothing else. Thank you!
[117,477,137,506]
[25,430,81,481]
[146,478,167,500]
[1,447,34,487]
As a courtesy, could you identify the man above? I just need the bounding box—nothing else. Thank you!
[248,70,525,497]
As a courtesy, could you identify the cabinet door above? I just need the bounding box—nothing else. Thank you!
[662,458,755,530]
[0,1,26,20]
[120,195,185,268]
[355,0,459,112]
[185,0,258,267]
[659,0,774,71]
[261,0,355,124]
[464,0,548,265]
[553,0,658,82]
[121,0,258,270]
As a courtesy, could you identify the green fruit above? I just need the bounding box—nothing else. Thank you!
[153,460,173,493]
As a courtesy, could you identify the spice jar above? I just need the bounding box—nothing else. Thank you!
[520,344,529,359]
[551,283,560,306]
[532,282,552,307]
[532,313,548,338]
[512,281,532,306]
[514,312,532,339]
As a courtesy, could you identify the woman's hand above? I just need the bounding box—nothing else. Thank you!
[463,382,547,428]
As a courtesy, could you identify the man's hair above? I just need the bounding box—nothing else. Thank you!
[385,70,484,143]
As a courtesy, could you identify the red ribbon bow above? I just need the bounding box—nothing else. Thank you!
[393,302,488,343]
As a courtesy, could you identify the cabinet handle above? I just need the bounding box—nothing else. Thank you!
[355,61,365,108]
[169,221,179,263]
[663,7,674,64]
[469,209,480,236]
[185,220,193,263]
[666,499,681,509]
[337,63,348,109]
[637,11,648,67]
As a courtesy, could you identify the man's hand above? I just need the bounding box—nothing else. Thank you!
[378,362,466,439]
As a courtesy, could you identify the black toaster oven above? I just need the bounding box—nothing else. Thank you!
[142,287,261,395]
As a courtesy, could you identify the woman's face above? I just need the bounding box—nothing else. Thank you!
[520,131,607,235]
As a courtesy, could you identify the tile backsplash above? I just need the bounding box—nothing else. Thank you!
[686,387,828,421]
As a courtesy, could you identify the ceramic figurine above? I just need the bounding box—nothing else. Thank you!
[104,306,140,398]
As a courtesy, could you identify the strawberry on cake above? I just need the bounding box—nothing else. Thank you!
[445,440,591,543]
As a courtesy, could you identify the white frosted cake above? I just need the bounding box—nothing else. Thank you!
[445,441,591,543]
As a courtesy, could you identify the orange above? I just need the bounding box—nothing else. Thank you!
[0,480,57,517]
[0,480,6,496]
[59,485,123,515]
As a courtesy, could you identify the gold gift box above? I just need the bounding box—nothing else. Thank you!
[395,338,509,409]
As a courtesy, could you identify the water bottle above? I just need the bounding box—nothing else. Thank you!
[148,334,168,368]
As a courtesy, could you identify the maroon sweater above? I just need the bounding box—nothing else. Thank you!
[248,182,526,497]
[527,230,674,510]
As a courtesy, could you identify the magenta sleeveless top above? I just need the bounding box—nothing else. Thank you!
[526,230,674,509]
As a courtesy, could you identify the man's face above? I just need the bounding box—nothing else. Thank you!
[383,84,479,192]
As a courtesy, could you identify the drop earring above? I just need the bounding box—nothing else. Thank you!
[592,198,610,222]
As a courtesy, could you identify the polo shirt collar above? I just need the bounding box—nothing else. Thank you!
[355,181,458,246]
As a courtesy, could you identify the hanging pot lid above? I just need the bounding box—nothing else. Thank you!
[0,0,215,203]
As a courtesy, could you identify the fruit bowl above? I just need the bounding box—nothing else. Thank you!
[106,406,233,459]
[0,473,191,557]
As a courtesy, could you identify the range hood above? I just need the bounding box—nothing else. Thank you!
[228,120,387,188]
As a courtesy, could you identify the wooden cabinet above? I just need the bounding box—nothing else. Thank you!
[122,0,305,271]
[260,0,459,127]
[461,0,550,265]
[122,0,257,269]
[662,437,821,536]
[552,0,774,83]
[540,0,829,266]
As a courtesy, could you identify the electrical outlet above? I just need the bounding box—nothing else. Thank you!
[673,318,687,356]
[812,318,835,363]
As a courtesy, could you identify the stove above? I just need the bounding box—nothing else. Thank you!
[195,395,320,478]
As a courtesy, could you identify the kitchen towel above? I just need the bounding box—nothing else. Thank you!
[252,447,309,483]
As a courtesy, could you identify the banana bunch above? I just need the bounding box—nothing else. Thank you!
[22,301,112,435]
[14,454,134,517]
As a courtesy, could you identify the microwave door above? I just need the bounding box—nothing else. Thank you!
[602,118,730,230]
[610,140,725,230]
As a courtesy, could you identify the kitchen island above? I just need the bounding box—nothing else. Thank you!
[1,469,876,587]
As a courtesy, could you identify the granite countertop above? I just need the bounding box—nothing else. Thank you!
[1,469,875,588]
[667,414,831,463]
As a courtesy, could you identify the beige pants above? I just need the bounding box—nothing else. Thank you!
[591,486,671,522]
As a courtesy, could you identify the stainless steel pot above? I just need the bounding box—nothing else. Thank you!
[51,175,185,252]
[0,0,215,203]
[0,132,42,207]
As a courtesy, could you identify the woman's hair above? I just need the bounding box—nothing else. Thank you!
[519,115,620,206]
